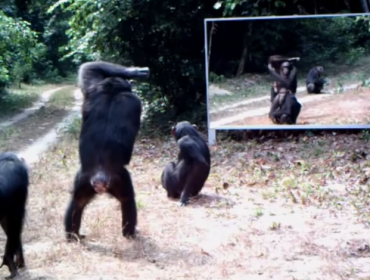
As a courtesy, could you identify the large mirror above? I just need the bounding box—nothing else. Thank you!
[205,14,370,130]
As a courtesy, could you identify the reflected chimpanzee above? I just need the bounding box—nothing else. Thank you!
[0,152,29,279]
[161,121,211,206]
[268,56,298,102]
[64,61,149,241]
[306,66,326,94]
[269,87,288,122]
[269,87,301,125]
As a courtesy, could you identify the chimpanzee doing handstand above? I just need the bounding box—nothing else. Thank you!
[306,66,326,94]
[161,121,211,206]
[268,56,298,102]
[64,61,149,241]
[0,152,29,279]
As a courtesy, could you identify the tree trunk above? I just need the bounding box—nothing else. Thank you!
[236,22,253,77]
[208,22,217,73]
[360,0,370,12]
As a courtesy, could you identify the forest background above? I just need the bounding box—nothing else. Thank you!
[1,0,370,133]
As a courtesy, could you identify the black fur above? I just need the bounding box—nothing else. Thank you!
[269,89,287,122]
[64,61,149,241]
[306,66,325,94]
[268,61,298,102]
[269,92,301,124]
[0,152,29,279]
[161,121,211,206]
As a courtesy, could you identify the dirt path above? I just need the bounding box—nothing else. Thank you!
[231,87,370,126]
[17,88,83,165]
[209,88,329,122]
[0,108,69,152]
[210,92,336,127]
[209,84,307,114]
[0,86,70,131]
[0,86,77,154]
[209,79,368,126]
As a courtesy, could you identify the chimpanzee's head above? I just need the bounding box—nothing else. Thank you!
[315,66,324,75]
[280,61,292,76]
[171,121,198,141]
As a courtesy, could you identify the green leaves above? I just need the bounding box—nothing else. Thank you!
[214,2,222,9]
[213,0,287,17]
[0,11,40,90]
[274,0,285,8]
[51,0,210,114]
[47,0,71,14]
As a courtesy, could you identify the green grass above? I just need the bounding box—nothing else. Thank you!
[0,126,19,145]
[62,115,82,139]
[49,86,75,108]
[0,91,39,119]
[210,80,270,109]
[0,84,66,119]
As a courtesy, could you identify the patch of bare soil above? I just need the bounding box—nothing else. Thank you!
[209,89,319,122]
[3,131,370,279]
[0,106,69,153]
[209,75,367,123]
[208,84,233,97]
[0,84,69,122]
[232,87,370,126]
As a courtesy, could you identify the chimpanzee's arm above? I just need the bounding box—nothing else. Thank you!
[78,61,150,91]
[268,63,296,89]
[272,107,287,122]
[178,136,209,166]
[289,67,298,93]
[269,93,285,117]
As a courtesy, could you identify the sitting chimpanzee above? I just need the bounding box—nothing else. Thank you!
[268,55,299,102]
[64,61,149,241]
[269,87,288,123]
[306,66,326,94]
[269,87,301,125]
[161,121,211,206]
[0,152,29,279]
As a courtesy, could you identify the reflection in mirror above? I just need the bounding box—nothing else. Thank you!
[205,14,370,131]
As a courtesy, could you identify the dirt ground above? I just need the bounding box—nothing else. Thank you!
[0,107,69,152]
[2,131,370,279]
[0,83,370,279]
[225,87,370,126]
[0,87,75,153]
[0,84,71,122]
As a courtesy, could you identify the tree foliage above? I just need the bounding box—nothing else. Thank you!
[49,0,217,116]
[0,0,367,122]
[209,16,370,78]
[0,10,40,92]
